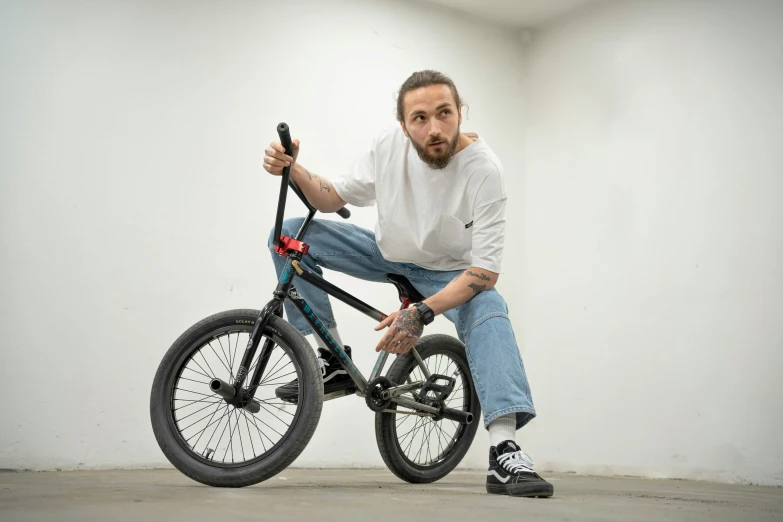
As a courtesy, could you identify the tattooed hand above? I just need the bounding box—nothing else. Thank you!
[374,308,424,354]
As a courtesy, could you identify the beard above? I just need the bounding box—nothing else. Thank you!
[410,127,460,170]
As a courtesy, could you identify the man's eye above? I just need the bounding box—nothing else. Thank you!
[441,110,451,116]
[415,115,424,121]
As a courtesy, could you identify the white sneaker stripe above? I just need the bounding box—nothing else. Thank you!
[487,469,510,483]
[323,370,347,383]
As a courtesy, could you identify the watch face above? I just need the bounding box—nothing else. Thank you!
[415,303,433,324]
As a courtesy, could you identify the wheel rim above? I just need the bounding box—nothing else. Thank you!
[165,325,304,468]
[391,350,474,468]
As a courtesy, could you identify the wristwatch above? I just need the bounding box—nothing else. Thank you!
[412,302,435,325]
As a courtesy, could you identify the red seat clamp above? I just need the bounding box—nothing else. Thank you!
[274,235,310,256]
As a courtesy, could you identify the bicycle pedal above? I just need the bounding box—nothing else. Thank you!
[414,374,455,405]
[323,387,356,401]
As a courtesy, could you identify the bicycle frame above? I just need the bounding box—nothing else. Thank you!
[231,207,402,397]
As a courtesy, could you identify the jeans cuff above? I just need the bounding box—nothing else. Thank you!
[484,407,536,430]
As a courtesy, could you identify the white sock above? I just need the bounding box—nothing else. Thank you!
[313,327,343,350]
[488,413,517,448]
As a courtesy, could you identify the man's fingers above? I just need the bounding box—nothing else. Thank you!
[376,328,402,352]
[265,146,293,163]
[386,332,408,354]
[374,316,394,331]
[271,142,295,160]
[265,157,290,169]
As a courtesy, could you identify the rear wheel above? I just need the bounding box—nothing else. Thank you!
[150,309,322,487]
[375,334,480,483]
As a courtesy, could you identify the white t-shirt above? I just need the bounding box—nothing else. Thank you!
[332,126,507,273]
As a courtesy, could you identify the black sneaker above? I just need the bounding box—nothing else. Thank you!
[486,440,554,498]
[275,346,356,403]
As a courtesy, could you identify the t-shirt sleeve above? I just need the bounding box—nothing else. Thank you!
[470,199,506,273]
[331,147,376,207]
[469,166,507,273]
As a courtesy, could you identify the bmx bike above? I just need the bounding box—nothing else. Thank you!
[149,123,480,487]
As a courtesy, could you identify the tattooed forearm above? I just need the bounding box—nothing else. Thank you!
[304,168,316,181]
[319,179,331,192]
[468,282,487,294]
[466,270,491,281]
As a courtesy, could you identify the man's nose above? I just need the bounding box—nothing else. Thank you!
[428,118,442,136]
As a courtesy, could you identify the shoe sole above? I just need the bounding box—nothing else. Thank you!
[486,482,554,498]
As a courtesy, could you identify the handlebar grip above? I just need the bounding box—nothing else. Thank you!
[272,122,294,247]
[277,123,294,158]
[275,122,350,222]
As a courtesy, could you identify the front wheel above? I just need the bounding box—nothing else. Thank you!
[375,334,481,483]
[150,309,323,487]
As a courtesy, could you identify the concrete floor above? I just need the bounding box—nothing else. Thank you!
[0,469,781,522]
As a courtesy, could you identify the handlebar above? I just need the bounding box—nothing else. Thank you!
[273,123,350,247]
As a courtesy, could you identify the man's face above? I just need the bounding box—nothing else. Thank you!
[400,84,461,170]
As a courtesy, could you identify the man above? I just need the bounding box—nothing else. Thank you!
[263,70,552,498]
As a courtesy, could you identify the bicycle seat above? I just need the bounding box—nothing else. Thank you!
[386,274,425,303]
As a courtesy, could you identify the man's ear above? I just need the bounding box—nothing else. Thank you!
[458,106,463,126]
[399,121,409,138]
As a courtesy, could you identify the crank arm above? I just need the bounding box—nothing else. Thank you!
[382,380,425,400]
[389,396,474,425]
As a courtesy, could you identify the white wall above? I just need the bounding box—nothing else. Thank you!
[0,0,525,470]
[3,0,781,487]
[518,0,783,485]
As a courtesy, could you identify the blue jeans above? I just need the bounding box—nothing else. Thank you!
[268,218,536,430]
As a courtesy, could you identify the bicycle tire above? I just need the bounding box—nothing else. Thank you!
[150,309,322,487]
[374,334,480,483]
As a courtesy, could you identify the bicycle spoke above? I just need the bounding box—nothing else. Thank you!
[191,402,228,448]
[179,402,226,433]
[224,410,241,463]
[230,332,241,379]
[188,403,230,445]
[188,356,214,381]
[208,341,233,379]
[413,421,430,462]
[178,376,211,386]
[235,410,246,462]
[259,357,293,385]
[248,344,281,380]
[241,409,256,458]
[400,417,425,453]
[174,388,216,399]
[426,422,436,463]
[216,336,234,381]
[182,365,212,380]
[177,400,225,423]
[252,415,285,439]
[257,403,291,427]
[198,351,218,383]
[258,400,295,416]
[250,370,297,388]
[435,418,454,449]
[245,410,277,448]
[427,422,440,464]
[432,421,453,455]
[212,408,234,460]
[174,397,222,410]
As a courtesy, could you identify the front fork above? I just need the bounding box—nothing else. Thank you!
[229,257,298,403]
